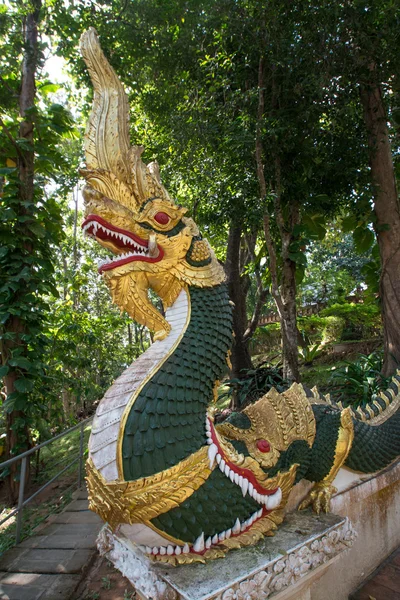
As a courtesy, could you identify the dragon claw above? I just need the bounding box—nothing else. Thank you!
[298,482,337,514]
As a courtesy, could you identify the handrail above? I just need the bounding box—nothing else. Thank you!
[0,416,93,469]
[0,416,93,547]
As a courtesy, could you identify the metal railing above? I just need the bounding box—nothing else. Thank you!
[0,416,93,546]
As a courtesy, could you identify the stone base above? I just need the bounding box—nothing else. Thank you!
[97,512,356,600]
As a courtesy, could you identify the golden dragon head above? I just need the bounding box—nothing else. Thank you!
[80,29,224,340]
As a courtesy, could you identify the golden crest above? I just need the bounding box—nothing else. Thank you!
[217,383,316,470]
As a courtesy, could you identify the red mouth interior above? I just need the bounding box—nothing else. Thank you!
[81,214,163,272]
[208,417,278,496]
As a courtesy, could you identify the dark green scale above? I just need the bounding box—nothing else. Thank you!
[122,284,233,481]
[345,410,400,472]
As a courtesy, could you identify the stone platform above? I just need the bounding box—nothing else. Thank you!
[0,488,102,600]
[99,511,356,600]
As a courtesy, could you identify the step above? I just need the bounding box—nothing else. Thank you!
[1,547,95,575]
[0,572,81,600]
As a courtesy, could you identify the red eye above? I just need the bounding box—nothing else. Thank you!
[256,439,271,453]
[154,212,170,225]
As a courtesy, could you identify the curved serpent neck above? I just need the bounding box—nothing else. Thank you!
[121,283,233,482]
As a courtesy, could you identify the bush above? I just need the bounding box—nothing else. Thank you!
[219,362,288,408]
[320,303,381,341]
[298,315,345,345]
[329,351,391,405]
[250,323,281,355]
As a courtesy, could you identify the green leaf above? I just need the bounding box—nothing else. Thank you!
[341,215,357,233]
[353,227,375,253]
[38,83,61,95]
[288,251,307,266]
[27,222,46,238]
[14,378,35,393]
[8,357,34,370]
[0,365,9,377]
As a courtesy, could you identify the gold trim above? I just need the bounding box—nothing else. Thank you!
[87,444,213,529]
[116,285,191,478]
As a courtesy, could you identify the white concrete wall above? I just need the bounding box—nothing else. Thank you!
[286,461,400,600]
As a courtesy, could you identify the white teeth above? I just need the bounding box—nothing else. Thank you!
[193,532,205,553]
[248,483,254,496]
[216,454,221,464]
[241,478,249,497]
[146,546,152,554]
[206,431,212,444]
[149,233,158,257]
[212,533,219,544]
[225,529,232,539]
[160,547,166,555]
[218,531,226,542]
[175,546,182,555]
[219,459,226,472]
[241,521,247,532]
[234,472,239,485]
[205,537,212,549]
[208,444,218,469]
[257,508,263,518]
[167,545,174,555]
[183,544,189,554]
[229,470,235,483]
[266,488,282,510]
[233,518,241,534]
[205,419,211,432]
[224,464,230,477]
[238,475,243,486]
[152,547,158,555]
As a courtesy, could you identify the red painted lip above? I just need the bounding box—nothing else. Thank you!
[208,417,279,497]
[81,214,164,273]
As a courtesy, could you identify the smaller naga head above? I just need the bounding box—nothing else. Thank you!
[80,29,224,339]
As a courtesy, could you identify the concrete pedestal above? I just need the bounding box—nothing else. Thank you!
[97,512,356,600]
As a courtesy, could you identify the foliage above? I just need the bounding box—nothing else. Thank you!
[320,303,381,341]
[250,323,282,356]
[0,27,78,455]
[299,229,372,305]
[219,362,288,408]
[329,351,392,406]
[320,316,346,346]
[298,344,324,366]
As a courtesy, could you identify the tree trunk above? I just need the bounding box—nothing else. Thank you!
[3,1,41,503]
[360,79,400,376]
[255,56,300,383]
[280,255,300,381]
[225,225,253,409]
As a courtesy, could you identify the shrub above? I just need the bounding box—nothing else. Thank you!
[250,323,281,355]
[298,343,324,366]
[219,362,288,408]
[298,315,345,345]
[320,303,381,341]
[329,351,391,405]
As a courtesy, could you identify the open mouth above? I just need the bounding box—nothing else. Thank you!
[82,215,163,272]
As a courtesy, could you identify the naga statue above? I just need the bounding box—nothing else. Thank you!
[80,29,400,566]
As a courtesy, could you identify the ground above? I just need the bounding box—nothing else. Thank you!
[73,555,136,600]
